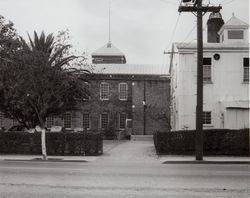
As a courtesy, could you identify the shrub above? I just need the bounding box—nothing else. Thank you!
[154,129,249,156]
[0,131,103,156]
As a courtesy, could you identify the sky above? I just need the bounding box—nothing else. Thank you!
[0,0,249,65]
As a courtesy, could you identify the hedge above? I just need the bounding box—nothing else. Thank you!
[0,131,103,156]
[154,129,249,156]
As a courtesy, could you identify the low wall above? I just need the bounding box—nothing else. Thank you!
[154,129,249,156]
[0,132,103,156]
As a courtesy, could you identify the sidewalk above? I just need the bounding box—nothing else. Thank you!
[0,155,99,162]
[159,155,250,164]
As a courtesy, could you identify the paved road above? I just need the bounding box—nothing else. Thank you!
[0,141,249,197]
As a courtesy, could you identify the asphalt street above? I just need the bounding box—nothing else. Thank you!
[0,141,249,198]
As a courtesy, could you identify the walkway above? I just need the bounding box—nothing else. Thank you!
[101,140,157,163]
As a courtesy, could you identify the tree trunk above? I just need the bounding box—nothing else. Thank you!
[41,128,47,160]
[36,124,47,161]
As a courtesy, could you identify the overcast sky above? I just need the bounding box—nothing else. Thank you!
[0,0,249,65]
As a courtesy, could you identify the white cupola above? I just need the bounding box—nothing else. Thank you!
[218,13,249,44]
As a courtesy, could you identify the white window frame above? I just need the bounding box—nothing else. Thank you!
[243,57,249,83]
[203,57,212,83]
[203,111,212,125]
[119,83,128,101]
[119,113,127,129]
[100,113,109,129]
[100,82,110,100]
[63,112,72,129]
[46,116,55,129]
[82,113,90,130]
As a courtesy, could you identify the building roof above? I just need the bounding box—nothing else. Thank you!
[92,42,125,56]
[89,64,169,75]
[223,14,249,28]
[218,14,249,34]
[169,42,249,73]
[174,42,249,52]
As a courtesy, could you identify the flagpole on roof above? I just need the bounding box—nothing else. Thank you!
[109,0,111,44]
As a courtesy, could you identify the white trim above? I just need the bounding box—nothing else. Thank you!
[203,57,213,84]
[82,113,91,130]
[203,111,212,125]
[126,119,132,129]
[100,113,109,129]
[118,82,128,101]
[100,82,110,101]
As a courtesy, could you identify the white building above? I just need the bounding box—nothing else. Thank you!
[170,13,249,131]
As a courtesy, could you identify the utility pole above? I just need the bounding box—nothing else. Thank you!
[178,0,221,160]
[143,80,146,135]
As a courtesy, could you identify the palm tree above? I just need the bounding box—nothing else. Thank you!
[0,31,89,160]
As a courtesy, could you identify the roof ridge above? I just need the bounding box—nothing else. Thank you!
[92,42,125,56]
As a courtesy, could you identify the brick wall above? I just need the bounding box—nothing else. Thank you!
[1,74,171,136]
[132,78,170,135]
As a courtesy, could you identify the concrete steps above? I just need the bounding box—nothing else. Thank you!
[130,135,153,141]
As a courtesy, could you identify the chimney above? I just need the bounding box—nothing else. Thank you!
[207,12,224,43]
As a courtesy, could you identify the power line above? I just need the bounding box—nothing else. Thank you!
[179,24,196,44]
[165,13,181,51]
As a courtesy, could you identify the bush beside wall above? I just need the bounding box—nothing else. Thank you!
[0,132,103,156]
[154,129,249,156]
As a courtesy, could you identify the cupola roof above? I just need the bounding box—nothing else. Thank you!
[92,42,125,57]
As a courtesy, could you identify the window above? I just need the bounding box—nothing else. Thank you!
[119,83,128,100]
[46,116,54,128]
[119,113,127,129]
[83,113,90,129]
[100,113,109,129]
[203,57,212,82]
[94,58,103,62]
[243,58,249,82]
[63,113,72,129]
[228,30,244,39]
[100,82,109,100]
[203,111,212,125]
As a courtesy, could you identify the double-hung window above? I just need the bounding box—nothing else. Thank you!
[119,83,128,100]
[243,57,249,82]
[100,82,109,100]
[83,113,90,129]
[203,111,212,125]
[46,116,54,128]
[100,113,109,129]
[63,112,72,129]
[203,57,212,83]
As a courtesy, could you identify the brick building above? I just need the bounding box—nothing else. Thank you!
[0,41,170,136]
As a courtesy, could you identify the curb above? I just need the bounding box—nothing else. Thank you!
[162,161,250,165]
[3,158,88,163]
